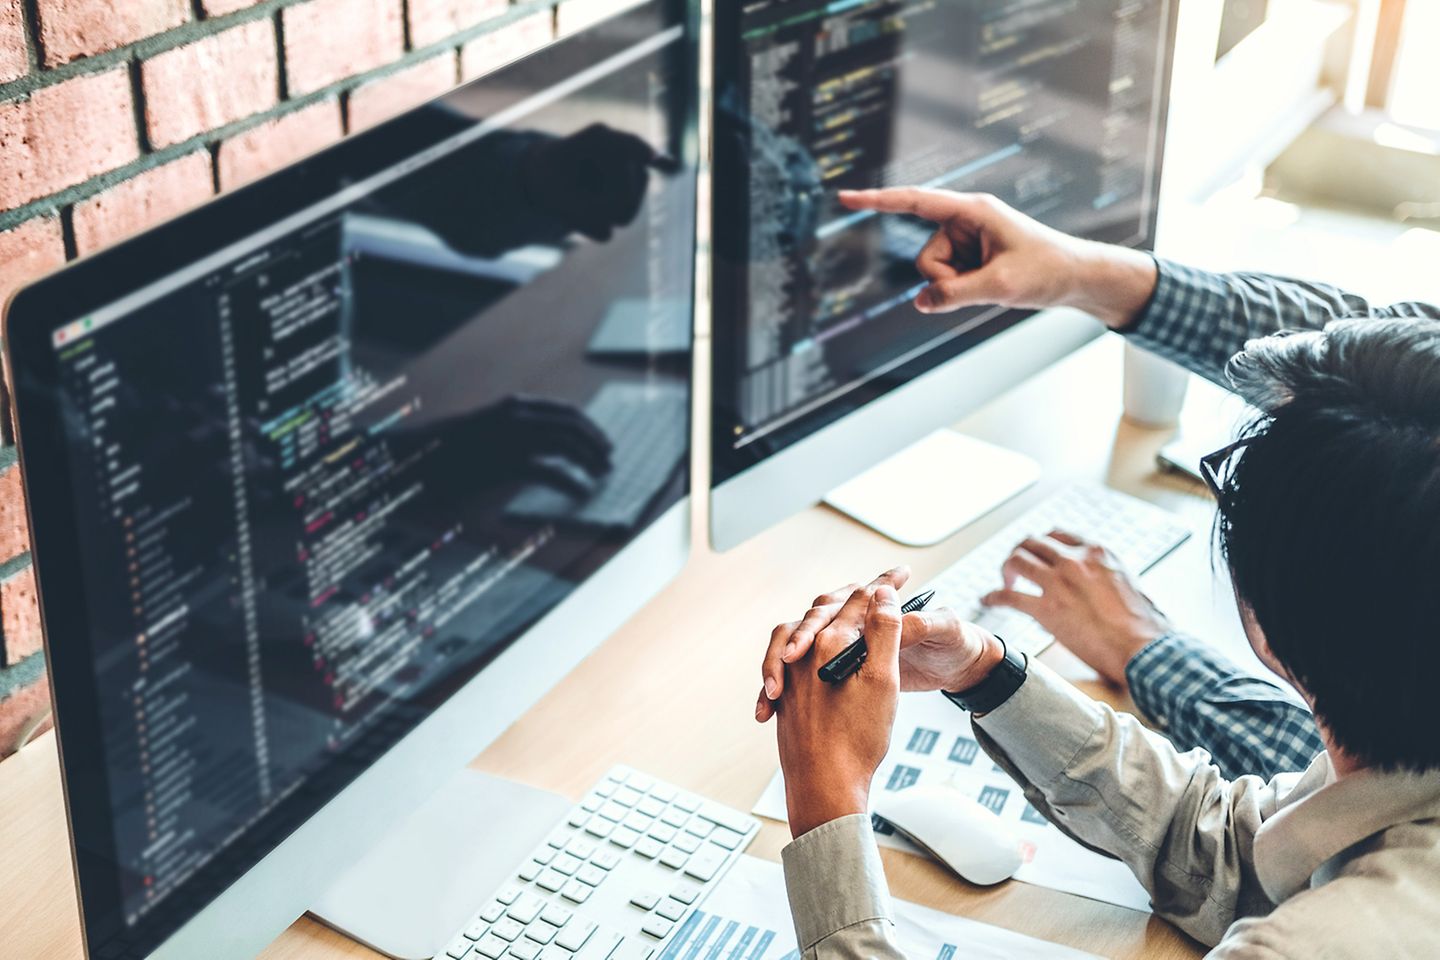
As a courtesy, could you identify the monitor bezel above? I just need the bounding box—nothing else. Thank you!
[3,2,699,955]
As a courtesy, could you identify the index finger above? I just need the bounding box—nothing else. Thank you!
[837,187,969,223]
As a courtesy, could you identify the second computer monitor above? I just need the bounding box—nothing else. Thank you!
[711,0,1178,549]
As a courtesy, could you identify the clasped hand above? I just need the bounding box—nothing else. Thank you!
[754,567,1002,838]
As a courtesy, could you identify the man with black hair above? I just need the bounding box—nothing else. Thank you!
[754,188,1440,958]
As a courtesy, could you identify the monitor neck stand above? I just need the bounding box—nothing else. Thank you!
[823,430,1041,547]
[309,767,572,960]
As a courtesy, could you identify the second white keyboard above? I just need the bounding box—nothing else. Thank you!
[924,485,1191,657]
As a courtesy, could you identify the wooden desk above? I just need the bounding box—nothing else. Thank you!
[1,335,1231,959]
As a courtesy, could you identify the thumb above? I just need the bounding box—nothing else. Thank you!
[901,607,961,649]
[865,585,904,666]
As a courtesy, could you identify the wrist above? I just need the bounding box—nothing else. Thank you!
[946,630,1006,694]
[786,779,869,839]
[1061,241,1158,329]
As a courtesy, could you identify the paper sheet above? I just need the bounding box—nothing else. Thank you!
[661,855,1103,960]
[752,692,1152,914]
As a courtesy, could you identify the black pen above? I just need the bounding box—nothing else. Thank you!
[818,589,935,683]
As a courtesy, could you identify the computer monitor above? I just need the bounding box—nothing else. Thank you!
[2,3,696,957]
[710,0,1178,549]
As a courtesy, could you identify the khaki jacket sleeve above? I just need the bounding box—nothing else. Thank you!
[780,814,908,959]
[972,661,1298,947]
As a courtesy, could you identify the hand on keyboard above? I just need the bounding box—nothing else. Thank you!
[981,530,1172,686]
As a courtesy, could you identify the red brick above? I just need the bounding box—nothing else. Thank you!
[1,564,38,664]
[0,671,51,758]
[141,20,279,149]
[281,0,404,97]
[34,0,188,67]
[217,100,343,190]
[0,68,138,211]
[460,11,553,81]
[0,462,29,566]
[201,0,264,14]
[347,54,455,132]
[409,0,507,48]
[0,217,65,311]
[556,0,639,37]
[72,152,213,254]
[0,0,26,85]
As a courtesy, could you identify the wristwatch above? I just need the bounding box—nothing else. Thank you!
[942,636,1028,715]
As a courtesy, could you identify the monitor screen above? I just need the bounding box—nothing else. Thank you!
[711,0,1176,484]
[7,4,694,955]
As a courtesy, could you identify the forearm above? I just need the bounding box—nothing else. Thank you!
[782,815,908,959]
[1126,633,1324,781]
[968,661,1276,946]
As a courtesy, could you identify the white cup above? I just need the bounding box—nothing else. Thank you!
[1122,342,1189,428]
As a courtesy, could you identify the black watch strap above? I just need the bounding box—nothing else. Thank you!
[942,637,1028,714]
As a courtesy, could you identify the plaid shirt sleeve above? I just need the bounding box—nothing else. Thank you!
[1122,258,1440,386]
[1125,632,1324,781]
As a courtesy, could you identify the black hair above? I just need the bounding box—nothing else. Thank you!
[1218,317,1440,772]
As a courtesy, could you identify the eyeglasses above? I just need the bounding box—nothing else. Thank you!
[1199,436,1254,499]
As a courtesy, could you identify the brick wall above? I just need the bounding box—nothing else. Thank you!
[0,0,628,759]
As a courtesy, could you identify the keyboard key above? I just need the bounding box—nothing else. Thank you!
[615,786,644,807]
[541,904,572,928]
[641,918,673,939]
[648,784,676,803]
[683,817,713,840]
[553,854,582,876]
[464,919,489,940]
[629,891,660,910]
[606,768,629,785]
[518,861,541,882]
[556,918,597,951]
[698,803,751,835]
[658,847,688,869]
[595,780,617,798]
[546,829,571,849]
[525,921,559,944]
[585,819,614,839]
[490,918,524,942]
[672,834,701,854]
[670,882,702,904]
[540,947,573,960]
[531,846,556,865]
[565,838,597,860]
[581,796,603,813]
[613,941,654,960]
[508,894,545,925]
[634,837,663,858]
[660,808,688,828]
[576,864,606,887]
[480,901,506,923]
[567,811,590,829]
[561,879,592,904]
[672,794,700,813]
[446,935,474,958]
[649,824,677,843]
[536,869,567,893]
[628,774,655,792]
[497,886,522,905]
[575,931,623,960]
[510,941,541,960]
[683,846,726,882]
[592,849,622,871]
[710,828,745,851]
[636,797,665,818]
[599,801,629,822]
[655,898,687,922]
[475,934,508,959]
[611,826,641,848]
[624,812,654,833]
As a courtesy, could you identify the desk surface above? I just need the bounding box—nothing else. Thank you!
[1,335,1241,960]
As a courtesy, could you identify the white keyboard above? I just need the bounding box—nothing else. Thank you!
[924,485,1191,657]
[433,767,759,960]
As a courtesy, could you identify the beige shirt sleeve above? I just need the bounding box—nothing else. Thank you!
[780,814,906,959]
[973,660,1291,948]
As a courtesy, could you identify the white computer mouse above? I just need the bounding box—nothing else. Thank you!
[871,783,1025,886]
